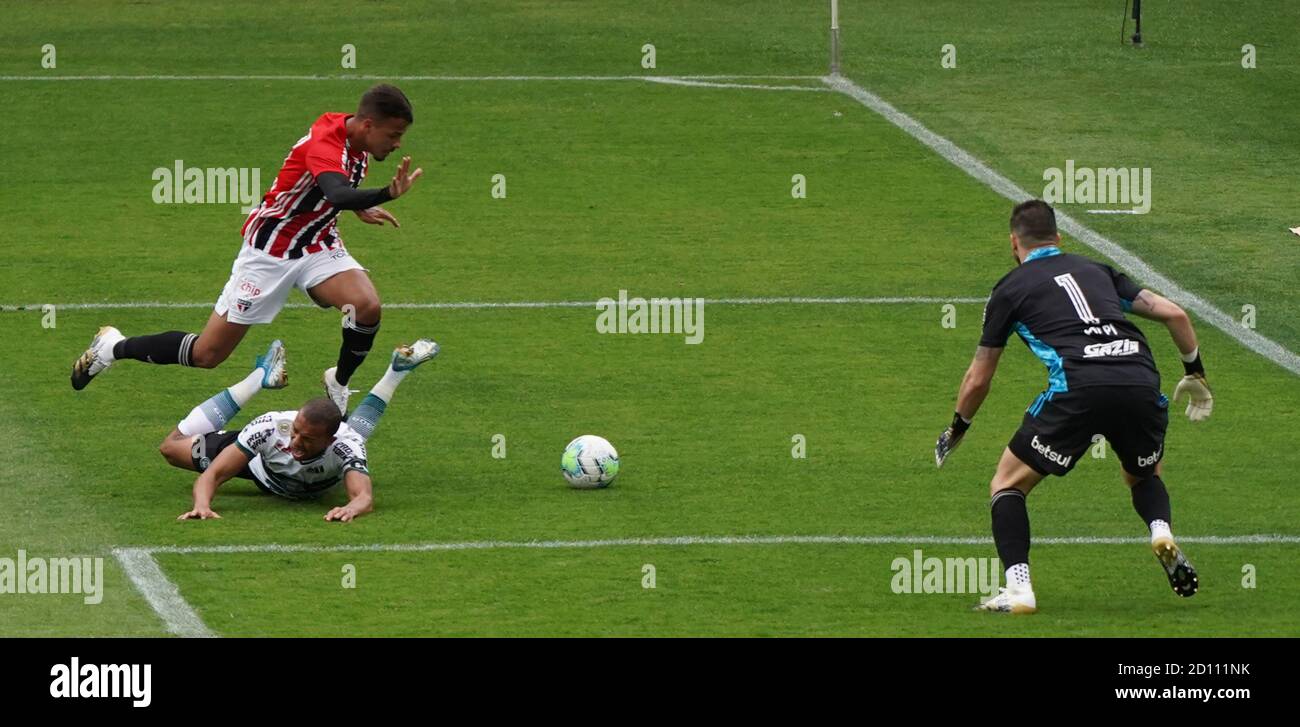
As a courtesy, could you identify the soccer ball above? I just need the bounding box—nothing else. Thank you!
[561,435,620,489]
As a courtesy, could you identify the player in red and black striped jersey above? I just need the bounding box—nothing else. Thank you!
[71,84,424,416]
[935,200,1214,614]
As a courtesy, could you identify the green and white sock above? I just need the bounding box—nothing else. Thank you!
[177,367,265,436]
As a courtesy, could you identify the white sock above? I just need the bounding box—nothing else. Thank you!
[368,366,409,404]
[1149,519,1172,543]
[227,367,265,406]
[1006,563,1031,589]
[177,368,264,436]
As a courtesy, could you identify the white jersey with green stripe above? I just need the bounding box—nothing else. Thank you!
[235,410,369,500]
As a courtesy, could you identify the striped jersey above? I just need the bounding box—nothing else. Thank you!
[240,113,369,259]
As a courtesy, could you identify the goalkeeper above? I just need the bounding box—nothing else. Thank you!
[934,200,1214,614]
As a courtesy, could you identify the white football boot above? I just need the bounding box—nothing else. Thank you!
[256,340,288,390]
[322,366,357,415]
[975,584,1038,614]
[392,338,439,371]
[70,325,125,390]
[1152,536,1199,598]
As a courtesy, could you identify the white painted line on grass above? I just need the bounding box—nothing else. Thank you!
[132,533,1300,555]
[641,77,829,92]
[0,296,988,312]
[0,73,824,83]
[823,74,1300,377]
[111,547,216,638]
[1085,209,1145,215]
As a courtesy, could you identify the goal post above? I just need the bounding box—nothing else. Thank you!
[829,0,841,76]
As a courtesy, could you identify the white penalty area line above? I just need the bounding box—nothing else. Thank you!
[0,73,828,92]
[111,547,216,638]
[135,533,1300,555]
[0,296,988,313]
[822,74,1300,378]
[115,533,1300,637]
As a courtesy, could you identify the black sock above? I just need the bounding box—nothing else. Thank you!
[112,331,198,366]
[990,488,1031,568]
[1130,475,1172,527]
[335,320,379,385]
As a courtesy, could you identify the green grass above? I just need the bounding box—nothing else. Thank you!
[1,1,1297,636]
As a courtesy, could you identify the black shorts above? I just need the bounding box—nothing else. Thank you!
[1008,386,1168,478]
[191,431,258,482]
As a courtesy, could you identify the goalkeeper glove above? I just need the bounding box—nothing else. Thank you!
[935,412,971,468]
[1173,349,1212,422]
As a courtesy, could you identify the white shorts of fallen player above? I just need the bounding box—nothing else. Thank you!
[214,244,366,325]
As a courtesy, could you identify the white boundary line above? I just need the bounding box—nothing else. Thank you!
[0,296,988,312]
[0,73,823,83]
[824,74,1300,377]
[111,547,216,638]
[135,533,1300,555]
[115,532,1300,636]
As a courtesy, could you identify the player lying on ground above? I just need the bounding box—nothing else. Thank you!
[934,199,1214,614]
[72,83,424,415]
[158,338,439,522]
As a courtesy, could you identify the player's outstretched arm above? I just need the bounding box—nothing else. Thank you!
[325,470,374,523]
[178,445,250,520]
[1129,290,1213,422]
[937,345,1003,468]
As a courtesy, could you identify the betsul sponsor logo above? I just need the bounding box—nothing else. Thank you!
[1138,443,1163,468]
[0,550,103,604]
[50,658,151,708]
[1031,435,1073,468]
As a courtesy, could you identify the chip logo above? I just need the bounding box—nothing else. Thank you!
[239,279,262,296]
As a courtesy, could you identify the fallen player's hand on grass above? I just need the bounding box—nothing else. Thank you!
[1173,373,1213,422]
[355,206,400,227]
[325,505,361,523]
[178,506,221,520]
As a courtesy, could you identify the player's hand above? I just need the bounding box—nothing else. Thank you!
[386,156,423,199]
[178,506,221,520]
[355,206,400,227]
[324,506,359,523]
[935,427,965,468]
[1173,374,1213,422]
[935,412,972,468]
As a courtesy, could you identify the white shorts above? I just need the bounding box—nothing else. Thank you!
[214,244,367,325]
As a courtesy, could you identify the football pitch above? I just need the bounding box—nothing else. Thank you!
[1,1,1298,637]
